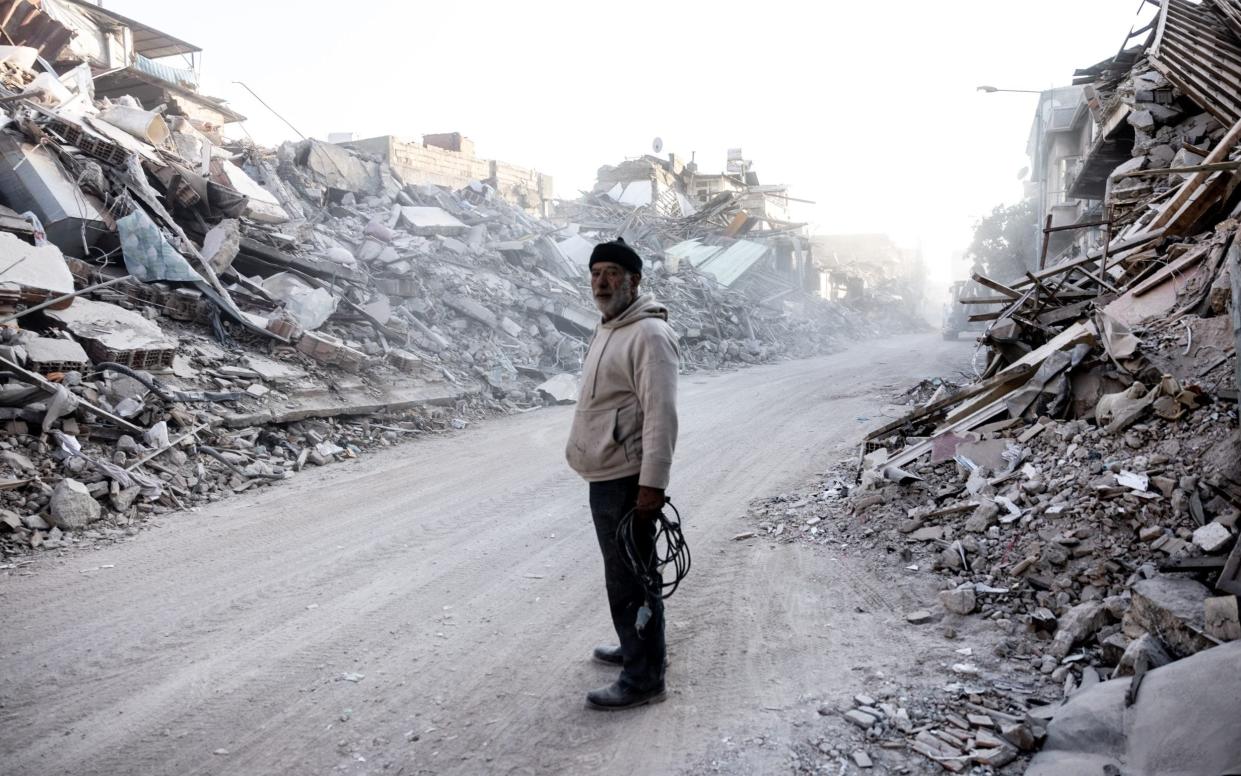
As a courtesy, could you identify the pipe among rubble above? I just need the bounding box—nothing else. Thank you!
[94,362,245,403]
[196,445,286,481]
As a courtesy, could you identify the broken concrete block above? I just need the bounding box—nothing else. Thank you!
[844,709,877,729]
[299,139,381,196]
[1050,601,1109,658]
[851,750,873,768]
[21,513,49,531]
[1000,721,1037,752]
[1096,382,1152,434]
[24,337,90,374]
[44,298,176,370]
[1114,633,1172,677]
[939,585,977,615]
[263,272,338,331]
[536,373,578,404]
[110,485,139,512]
[906,609,933,624]
[907,525,945,542]
[972,747,1017,767]
[443,294,498,329]
[1129,574,1214,658]
[1138,525,1164,543]
[1032,606,1058,632]
[965,499,999,532]
[201,218,241,274]
[1028,642,1241,776]
[399,206,467,235]
[386,349,421,373]
[1,451,35,471]
[1192,521,1232,554]
[499,316,523,338]
[1204,595,1240,642]
[296,331,365,370]
[48,477,101,529]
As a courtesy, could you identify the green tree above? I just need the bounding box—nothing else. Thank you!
[966,198,1038,282]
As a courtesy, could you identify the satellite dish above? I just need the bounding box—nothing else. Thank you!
[652,137,663,154]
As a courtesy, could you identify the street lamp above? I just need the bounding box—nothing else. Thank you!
[976,85,1044,94]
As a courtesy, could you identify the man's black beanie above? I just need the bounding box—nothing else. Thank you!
[589,238,643,274]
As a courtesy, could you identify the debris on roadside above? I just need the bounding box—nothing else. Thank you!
[768,1,1241,769]
[0,3,926,560]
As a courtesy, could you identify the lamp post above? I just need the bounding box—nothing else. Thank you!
[975,85,1044,94]
[977,85,1048,272]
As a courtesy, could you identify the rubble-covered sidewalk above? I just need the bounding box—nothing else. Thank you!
[0,3,921,561]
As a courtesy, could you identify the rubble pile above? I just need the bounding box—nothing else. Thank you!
[753,2,1241,768]
[753,397,1236,765]
[0,3,918,559]
[793,687,1049,774]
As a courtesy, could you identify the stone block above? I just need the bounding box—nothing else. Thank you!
[48,478,101,529]
[1129,574,1214,658]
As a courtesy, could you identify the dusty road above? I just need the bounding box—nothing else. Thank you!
[1,333,972,776]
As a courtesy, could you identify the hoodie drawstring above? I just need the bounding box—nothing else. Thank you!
[590,328,614,400]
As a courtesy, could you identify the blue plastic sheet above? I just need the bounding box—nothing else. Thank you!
[117,209,204,283]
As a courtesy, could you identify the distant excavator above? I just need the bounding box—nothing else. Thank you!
[940,279,992,340]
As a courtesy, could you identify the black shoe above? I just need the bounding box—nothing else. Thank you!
[585,680,667,710]
[592,644,623,666]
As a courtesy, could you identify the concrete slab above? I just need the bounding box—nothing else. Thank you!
[1028,641,1241,776]
[399,206,467,236]
[44,298,176,368]
[219,379,480,428]
[0,232,74,300]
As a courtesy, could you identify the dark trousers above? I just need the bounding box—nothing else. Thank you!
[589,474,666,691]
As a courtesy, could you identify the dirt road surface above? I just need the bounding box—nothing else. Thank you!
[1,334,972,776]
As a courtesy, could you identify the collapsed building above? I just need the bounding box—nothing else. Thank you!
[783,1,1240,771]
[812,233,928,312]
[0,3,922,557]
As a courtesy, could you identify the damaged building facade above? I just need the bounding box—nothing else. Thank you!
[344,133,553,216]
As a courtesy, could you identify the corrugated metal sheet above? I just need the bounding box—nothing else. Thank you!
[1150,0,1241,126]
[698,240,770,287]
[665,239,723,269]
[133,53,198,89]
[59,0,201,58]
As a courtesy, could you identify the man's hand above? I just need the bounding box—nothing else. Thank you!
[636,486,666,520]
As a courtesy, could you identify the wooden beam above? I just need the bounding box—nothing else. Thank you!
[971,272,1023,300]
[863,364,1035,442]
[1232,240,1241,397]
[1131,247,1210,297]
[943,321,1097,425]
[1112,160,1241,178]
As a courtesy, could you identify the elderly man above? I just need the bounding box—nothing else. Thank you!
[566,238,679,710]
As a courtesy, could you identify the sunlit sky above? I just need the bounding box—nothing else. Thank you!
[107,0,1148,287]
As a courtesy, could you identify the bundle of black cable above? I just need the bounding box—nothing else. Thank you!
[615,498,691,601]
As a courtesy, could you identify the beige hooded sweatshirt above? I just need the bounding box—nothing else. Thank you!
[565,294,679,489]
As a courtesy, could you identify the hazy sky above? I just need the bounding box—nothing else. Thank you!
[105,0,1149,284]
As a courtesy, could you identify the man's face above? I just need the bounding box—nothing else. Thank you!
[591,262,639,320]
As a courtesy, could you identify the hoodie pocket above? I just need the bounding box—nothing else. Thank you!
[566,406,629,474]
[615,402,642,463]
